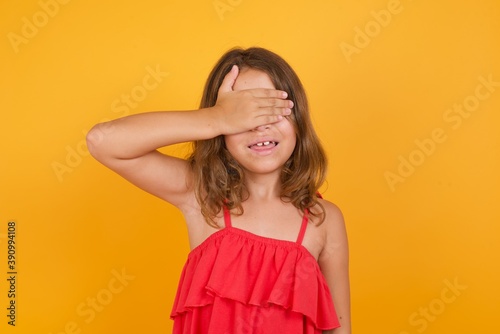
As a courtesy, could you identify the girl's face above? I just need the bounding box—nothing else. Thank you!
[224,68,297,178]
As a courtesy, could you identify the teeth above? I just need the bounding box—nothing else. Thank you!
[256,141,272,147]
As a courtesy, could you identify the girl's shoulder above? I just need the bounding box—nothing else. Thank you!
[315,198,348,262]
[319,198,345,226]
[308,197,344,228]
[301,198,346,260]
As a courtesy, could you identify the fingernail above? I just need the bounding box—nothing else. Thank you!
[282,91,288,98]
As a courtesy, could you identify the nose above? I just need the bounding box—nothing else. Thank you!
[253,124,270,132]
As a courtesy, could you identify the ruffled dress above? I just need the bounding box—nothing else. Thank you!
[170,207,340,333]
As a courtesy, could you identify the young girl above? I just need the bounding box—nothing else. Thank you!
[87,47,351,334]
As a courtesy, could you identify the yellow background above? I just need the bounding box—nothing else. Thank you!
[1,0,499,333]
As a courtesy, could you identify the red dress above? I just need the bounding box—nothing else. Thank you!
[170,207,340,333]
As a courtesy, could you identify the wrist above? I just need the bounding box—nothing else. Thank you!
[200,106,225,137]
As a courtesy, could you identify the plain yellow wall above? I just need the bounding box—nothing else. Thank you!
[1,0,499,333]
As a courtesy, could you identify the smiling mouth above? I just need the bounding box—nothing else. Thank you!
[248,141,278,149]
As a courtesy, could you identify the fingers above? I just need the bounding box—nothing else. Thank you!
[248,88,289,99]
[260,114,286,125]
[254,111,292,128]
[257,97,294,110]
[260,107,292,119]
[214,75,293,134]
[219,65,239,93]
[240,88,293,111]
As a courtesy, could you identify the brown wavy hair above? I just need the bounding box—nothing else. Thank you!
[188,47,327,227]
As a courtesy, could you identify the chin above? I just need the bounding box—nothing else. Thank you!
[241,164,284,176]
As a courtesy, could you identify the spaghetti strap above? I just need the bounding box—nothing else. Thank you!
[171,204,341,333]
[296,209,309,245]
[223,206,232,228]
[296,193,321,243]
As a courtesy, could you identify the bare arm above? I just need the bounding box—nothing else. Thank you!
[87,109,220,208]
[86,65,293,210]
[319,202,351,334]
